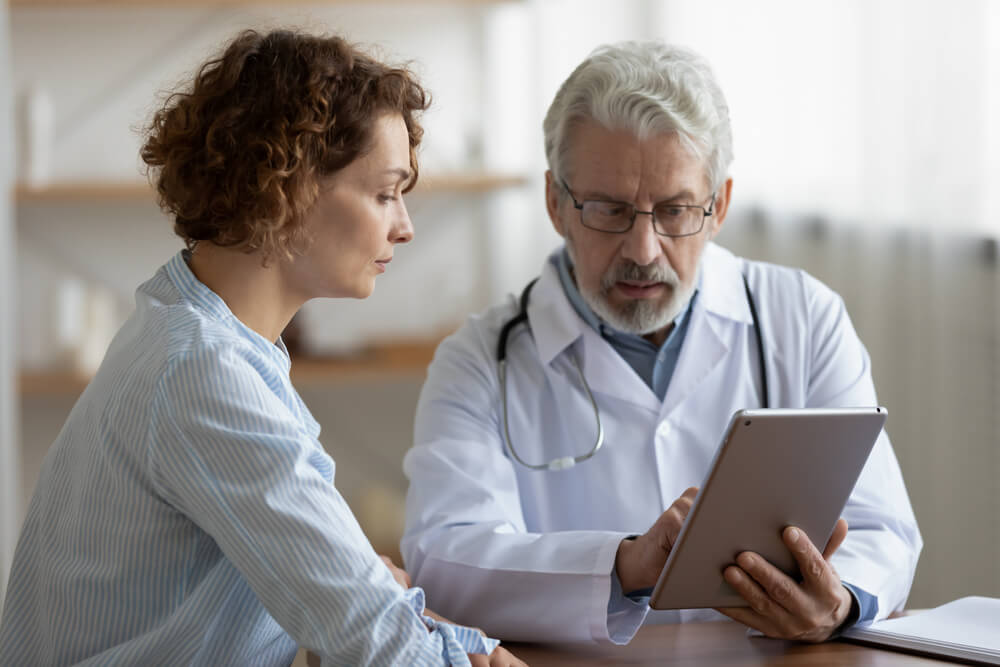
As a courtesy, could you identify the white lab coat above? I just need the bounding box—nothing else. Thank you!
[402,242,922,644]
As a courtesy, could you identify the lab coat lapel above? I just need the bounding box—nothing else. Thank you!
[578,326,661,412]
[528,255,660,413]
[659,305,728,418]
[660,243,754,419]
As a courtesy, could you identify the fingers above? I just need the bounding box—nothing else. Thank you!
[783,526,838,591]
[723,557,797,628]
[821,518,848,560]
[654,486,698,550]
[488,646,529,666]
[378,554,411,589]
[720,526,852,641]
[616,487,700,593]
[470,647,528,667]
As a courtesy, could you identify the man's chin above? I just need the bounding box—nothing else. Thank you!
[593,296,680,335]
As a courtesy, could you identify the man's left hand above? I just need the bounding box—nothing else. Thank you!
[716,518,853,642]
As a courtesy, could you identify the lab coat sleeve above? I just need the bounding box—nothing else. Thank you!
[799,272,923,620]
[402,317,647,643]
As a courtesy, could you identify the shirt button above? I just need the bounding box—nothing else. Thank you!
[658,422,671,437]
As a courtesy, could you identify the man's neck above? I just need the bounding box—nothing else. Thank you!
[642,324,674,348]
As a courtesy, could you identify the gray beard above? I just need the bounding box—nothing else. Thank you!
[566,241,698,336]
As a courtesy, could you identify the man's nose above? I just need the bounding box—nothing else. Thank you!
[620,212,663,266]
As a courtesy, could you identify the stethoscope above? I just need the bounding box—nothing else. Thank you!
[496,273,769,471]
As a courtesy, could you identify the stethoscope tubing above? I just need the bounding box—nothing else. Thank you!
[497,272,768,471]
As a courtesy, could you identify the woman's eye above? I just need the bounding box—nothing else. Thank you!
[378,193,397,204]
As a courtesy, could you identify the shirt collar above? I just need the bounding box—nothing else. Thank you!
[165,250,291,373]
[555,247,699,349]
[528,242,753,365]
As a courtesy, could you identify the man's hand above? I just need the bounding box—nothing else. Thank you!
[379,554,411,590]
[614,487,698,594]
[717,518,853,642]
[469,646,528,667]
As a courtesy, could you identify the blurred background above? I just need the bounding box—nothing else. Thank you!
[1,0,998,613]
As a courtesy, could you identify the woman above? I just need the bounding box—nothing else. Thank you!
[0,29,524,667]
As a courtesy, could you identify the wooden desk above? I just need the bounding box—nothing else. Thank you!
[502,620,952,666]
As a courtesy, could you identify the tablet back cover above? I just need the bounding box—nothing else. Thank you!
[649,407,886,610]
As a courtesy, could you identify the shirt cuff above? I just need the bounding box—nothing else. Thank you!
[430,620,500,664]
[407,587,500,663]
[606,565,651,644]
[840,582,880,626]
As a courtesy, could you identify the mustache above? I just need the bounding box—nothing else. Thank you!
[601,260,680,291]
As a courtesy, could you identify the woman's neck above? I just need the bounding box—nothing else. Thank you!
[186,243,302,344]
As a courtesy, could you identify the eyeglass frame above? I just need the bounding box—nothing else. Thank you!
[560,178,716,238]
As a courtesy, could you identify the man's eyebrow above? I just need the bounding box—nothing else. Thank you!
[578,188,700,203]
[657,190,699,203]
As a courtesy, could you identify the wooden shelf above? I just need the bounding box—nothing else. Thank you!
[19,338,443,397]
[14,172,528,204]
[18,369,92,397]
[12,1,516,6]
[15,182,157,204]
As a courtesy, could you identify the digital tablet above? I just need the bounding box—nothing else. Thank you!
[649,407,887,610]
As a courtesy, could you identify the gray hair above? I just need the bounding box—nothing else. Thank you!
[543,41,733,193]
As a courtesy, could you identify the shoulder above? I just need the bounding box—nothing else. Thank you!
[723,247,845,318]
[432,292,521,369]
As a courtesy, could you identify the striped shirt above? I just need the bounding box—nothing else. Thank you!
[0,251,498,666]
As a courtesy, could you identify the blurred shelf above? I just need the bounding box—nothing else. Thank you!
[14,172,528,204]
[12,0,517,6]
[417,172,530,193]
[289,339,441,386]
[18,338,443,397]
[15,182,158,204]
[18,369,92,397]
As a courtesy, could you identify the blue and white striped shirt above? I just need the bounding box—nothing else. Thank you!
[0,251,498,666]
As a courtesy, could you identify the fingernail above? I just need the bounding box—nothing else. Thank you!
[787,527,799,542]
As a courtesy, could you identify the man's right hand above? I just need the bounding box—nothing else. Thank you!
[614,487,698,594]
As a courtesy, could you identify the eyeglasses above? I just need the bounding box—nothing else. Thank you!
[561,179,715,237]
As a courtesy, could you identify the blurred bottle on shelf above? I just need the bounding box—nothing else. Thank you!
[17,85,54,187]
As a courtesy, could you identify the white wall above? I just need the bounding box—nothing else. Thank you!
[1,2,19,607]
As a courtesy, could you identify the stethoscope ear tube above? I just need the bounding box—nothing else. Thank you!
[742,273,769,409]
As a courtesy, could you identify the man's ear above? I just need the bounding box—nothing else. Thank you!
[707,177,733,240]
[545,170,567,238]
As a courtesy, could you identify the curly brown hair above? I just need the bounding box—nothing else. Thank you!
[141,29,429,259]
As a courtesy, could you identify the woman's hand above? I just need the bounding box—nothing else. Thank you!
[378,554,411,589]
[378,556,521,664]
[469,646,529,667]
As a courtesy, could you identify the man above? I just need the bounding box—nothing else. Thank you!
[401,41,921,645]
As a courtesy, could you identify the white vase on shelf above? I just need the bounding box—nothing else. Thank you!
[17,85,54,187]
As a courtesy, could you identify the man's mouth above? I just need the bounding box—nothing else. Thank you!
[615,280,665,299]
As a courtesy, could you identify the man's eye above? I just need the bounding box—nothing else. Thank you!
[591,202,628,217]
[658,206,686,218]
[378,194,397,204]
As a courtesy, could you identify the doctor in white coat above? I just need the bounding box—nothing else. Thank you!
[402,41,922,646]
